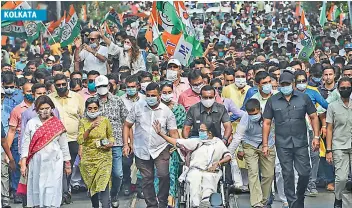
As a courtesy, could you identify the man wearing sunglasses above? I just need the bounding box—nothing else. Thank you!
[49,74,85,204]
[74,31,108,75]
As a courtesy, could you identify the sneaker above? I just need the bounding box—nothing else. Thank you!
[123,184,131,196]
[2,200,11,208]
[282,202,289,208]
[333,198,342,208]
[14,195,23,204]
[241,185,250,193]
[327,183,335,191]
[199,201,211,208]
[111,196,119,208]
[306,182,318,197]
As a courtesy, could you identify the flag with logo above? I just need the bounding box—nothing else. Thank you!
[1,21,27,38]
[48,11,66,45]
[327,3,341,21]
[319,1,327,27]
[145,16,166,55]
[104,7,123,30]
[295,2,303,17]
[60,5,80,47]
[296,10,315,61]
[23,21,43,44]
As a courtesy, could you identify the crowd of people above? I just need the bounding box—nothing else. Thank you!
[1,1,352,208]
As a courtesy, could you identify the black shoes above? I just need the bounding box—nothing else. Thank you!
[14,195,23,204]
[334,198,342,208]
[137,191,144,199]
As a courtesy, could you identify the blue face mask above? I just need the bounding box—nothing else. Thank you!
[279,85,293,96]
[47,66,52,70]
[146,97,158,107]
[199,131,208,140]
[24,93,35,102]
[312,77,322,83]
[87,82,96,92]
[296,83,307,91]
[126,88,137,96]
[4,88,15,95]
[218,51,224,57]
[261,83,272,94]
[89,43,98,49]
[249,113,261,122]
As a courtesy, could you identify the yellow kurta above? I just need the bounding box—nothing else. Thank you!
[78,116,114,196]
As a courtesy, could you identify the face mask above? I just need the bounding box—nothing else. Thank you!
[279,85,293,95]
[47,66,52,70]
[161,93,173,102]
[146,97,158,106]
[88,82,96,92]
[249,113,261,122]
[191,84,204,94]
[339,40,344,46]
[86,111,101,119]
[312,77,322,83]
[201,98,215,108]
[124,44,131,50]
[324,47,330,52]
[260,34,266,38]
[141,82,151,92]
[4,88,15,95]
[97,87,109,95]
[218,51,224,57]
[261,83,272,94]
[38,108,51,120]
[339,88,352,98]
[153,75,160,82]
[126,87,137,96]
[235,78,247,88]
[24,93,35,102]
[56,87,68,96]
[166,69,178,81]
[199,131,208,140]
[89,43,98,49]
[296,83,307,91]
[20,57,27,62]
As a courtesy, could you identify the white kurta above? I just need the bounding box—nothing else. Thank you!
[21,116,70,208]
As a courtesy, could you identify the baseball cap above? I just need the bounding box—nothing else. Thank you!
[95,75,108,87]
[48,55,55,62]
[279,71,294,84]
[167,58,181,67]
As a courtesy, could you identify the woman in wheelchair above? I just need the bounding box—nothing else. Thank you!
[153,121,232,208]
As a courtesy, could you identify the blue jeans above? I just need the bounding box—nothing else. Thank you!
[10,135,20,192]
[111,147,123,198]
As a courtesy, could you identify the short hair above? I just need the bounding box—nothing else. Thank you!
[310,63,324,77]
[31,83,46,93]
[106,73,119,83]
[85,97,100,109]
[138,71,152,82]
[200,85,215,95]
[16,77,27,87]
[45,80,54,91]
[70,78,82,89]
[87,70,100,77]
[53,74,67,83]
[34,69,50,80]
[210,78,222,86]
[294,70,307,81]
[23,71,33,77]
[1,71,15,84]
[188,69,202,83]
[337,76,351,88]
[145,82,160,93]
[322,65,335,73]
[52,64,63,72]
[255,71,270,84]
[268,66,280,73]
[125,75,139,84]
[70,71,82,79]
[160,82,173,91]
[245,98,261,113]
[289,60,302,68]
[119,66,131,72]
[26,61,37,67]
[34,95,55,111]
[269,73,278,82]
[1,63,11,68]
[213,70,223,78]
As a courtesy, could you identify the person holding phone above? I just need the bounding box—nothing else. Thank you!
[78,97,114,208]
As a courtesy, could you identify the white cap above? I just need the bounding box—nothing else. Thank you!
[167,58,181,67]
[48,55,55,62]
[95,75,109,87]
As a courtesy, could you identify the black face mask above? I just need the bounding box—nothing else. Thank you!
[56,87,68,96]
[339,87,352,98]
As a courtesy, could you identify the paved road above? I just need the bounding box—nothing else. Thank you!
[10,189,335,208]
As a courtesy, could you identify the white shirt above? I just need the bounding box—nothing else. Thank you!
[79,46,108,75]
[126,100,177,160]
[121,93,146,112]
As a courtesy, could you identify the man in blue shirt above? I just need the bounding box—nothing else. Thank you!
[15,53,27,71]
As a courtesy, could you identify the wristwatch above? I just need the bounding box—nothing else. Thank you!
[314,136,320,139]
[326,150,332,153]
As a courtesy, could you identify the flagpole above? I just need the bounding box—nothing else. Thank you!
[40,21,57,44]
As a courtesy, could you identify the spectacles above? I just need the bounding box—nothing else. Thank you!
[296,79,307,84]
[55,83,67,87]
[97,85,108,88]
[4,86,15,89]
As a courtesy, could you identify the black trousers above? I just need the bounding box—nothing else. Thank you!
[135,147,170,208]
[277,146,311,208]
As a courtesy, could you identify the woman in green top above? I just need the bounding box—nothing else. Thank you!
[78,97,114,208]
[159,82,187,207]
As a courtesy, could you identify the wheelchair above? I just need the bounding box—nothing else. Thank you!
[177,164,240,208]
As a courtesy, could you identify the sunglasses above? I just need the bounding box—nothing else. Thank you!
[4,86,15,89]
[97,84,108,88]
[296,79,307,84]
[55,83,67,87]
[90,38,97,41]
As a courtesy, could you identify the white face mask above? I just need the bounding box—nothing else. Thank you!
[124,44,131,50]
[161,93,173,102]
[166,69,178,81]
[141,82,151,92]
[191,84,204,94]
[201,98,215,108]
[97,86,109,95]
[234,78,247,88]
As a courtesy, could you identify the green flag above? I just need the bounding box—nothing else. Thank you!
[296,10,315,61]
[24,21,43,44]
[104,8,123,30]
[1,21,27,38]
[60,5,80,47]
[319,1,327,27]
